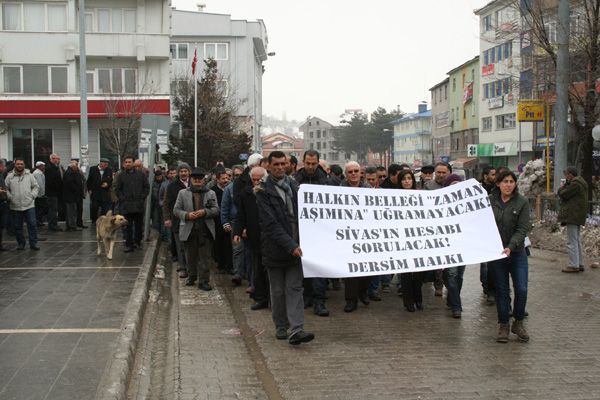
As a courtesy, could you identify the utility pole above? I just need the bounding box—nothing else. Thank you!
[554,0,570,190]
[78,0,89,173]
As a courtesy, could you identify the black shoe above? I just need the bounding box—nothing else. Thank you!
[358,294,370,305]
[185,277,197,286]
[405,304,416,312]
[369,293,382,302]
[579,265,585,272]
[289,330,315,345]
[124,247,134,253]
[198,281,212,291]
[251,301,268,310]
[275,327,288,340]
[313,303,330,317]
[416,302,424,310]
[344,300,357,313]
[30,246,40,251]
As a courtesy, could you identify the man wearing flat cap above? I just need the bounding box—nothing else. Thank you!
[173,168,219,290]
[87,158,113,224]
[558,166,589,273]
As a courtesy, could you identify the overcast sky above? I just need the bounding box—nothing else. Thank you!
[173,0,490,124]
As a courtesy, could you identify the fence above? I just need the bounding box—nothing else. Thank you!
[528,194,600,226]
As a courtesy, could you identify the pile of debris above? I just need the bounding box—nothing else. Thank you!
[529,219,600,261]
[518,159,546,197]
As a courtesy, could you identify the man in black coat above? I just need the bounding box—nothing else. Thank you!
[256,151,314,346]
[87,158,113,224]
[62,158,84,231]
[116,156,150,252]
[294,149,331,317]
[45,153,63,231]
[163,163,191,277]
[234,166,269,310]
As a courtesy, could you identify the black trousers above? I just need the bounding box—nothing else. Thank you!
[124,212,143,248]
[344,277,372,301]
[90,197,111,223]
[213,227,232,271]
[252,251,270,303]
[76,197,84,226]
[401,272,425,307]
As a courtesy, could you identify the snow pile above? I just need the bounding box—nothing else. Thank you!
[518,159,546,197]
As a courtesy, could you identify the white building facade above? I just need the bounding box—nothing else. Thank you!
[393,104,432,168]
[300,116,357,163]
[170,9,269,152]
[0,0,171,169]
[475,0,533,170]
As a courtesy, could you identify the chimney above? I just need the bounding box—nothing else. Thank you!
[418,102,428,114]
[197,3,206,12]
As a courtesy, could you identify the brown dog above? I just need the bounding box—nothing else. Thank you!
[96,210,128,260]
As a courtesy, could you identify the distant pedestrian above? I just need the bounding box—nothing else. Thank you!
[5,158,39,250]
[33,161,47,226]
[173,168,219,291]
[256,151,314,345]
[63,158,84,231]
[116,156,150,252]
[87,158,113,224]
[45,153,63,231]
[558,166,589,273]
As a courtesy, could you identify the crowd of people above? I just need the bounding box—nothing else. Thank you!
[0,149,591,346]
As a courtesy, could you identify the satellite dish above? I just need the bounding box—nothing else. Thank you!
[593,125,600,141]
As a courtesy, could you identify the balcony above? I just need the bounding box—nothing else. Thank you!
[82,33,170,60]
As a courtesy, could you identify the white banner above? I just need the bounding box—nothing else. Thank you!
[299,179,506,278]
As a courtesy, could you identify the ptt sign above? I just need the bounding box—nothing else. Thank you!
[517,101,545,122]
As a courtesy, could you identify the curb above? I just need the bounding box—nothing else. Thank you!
[95,238,161,400]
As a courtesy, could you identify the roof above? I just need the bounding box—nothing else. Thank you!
[391,110,432,124]
[429,77,450,92]
[447,55,480,75]
[474,0,513,15]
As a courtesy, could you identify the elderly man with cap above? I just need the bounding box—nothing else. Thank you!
[63,158,84,231]
[87,158,113,224]
[164,162,191,277]
[558,166,589,273]
[419,165,434,189]
[33,161,47,226]
[173,168,219,290]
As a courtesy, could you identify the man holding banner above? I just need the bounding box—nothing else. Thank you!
[256,151,314,346]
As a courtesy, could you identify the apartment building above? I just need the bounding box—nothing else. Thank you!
[475,0,533,170]
[300,117,354,163]
[430,78,450,163]
[170,9,269,152]
[392,103,432,167]
[0,0,171,169]
[447,56,480,163]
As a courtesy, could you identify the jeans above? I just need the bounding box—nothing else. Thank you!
[232,233,245,278]
[491,250,528,324]
[47,196,59,228]
[443,266,465,312]
[12,208,37,247]
[304,277,328,305]
[368,274,392,296]
[268,261,305,335]
[566,224,584,267]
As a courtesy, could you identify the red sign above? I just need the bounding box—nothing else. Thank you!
[463,82,474,104]
[0,98,170,119]
[482,64,495,76]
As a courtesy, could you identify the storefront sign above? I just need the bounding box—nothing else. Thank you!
[488,97,504,109]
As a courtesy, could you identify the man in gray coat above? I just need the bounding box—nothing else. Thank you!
[173,168,219,290]
[5,158,39,250]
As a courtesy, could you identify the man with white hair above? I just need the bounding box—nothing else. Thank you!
[341,161,371,313]
[44,153,63,231]
[33,161,46,226]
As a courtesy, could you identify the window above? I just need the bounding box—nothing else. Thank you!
[483,83,489,99]
[3,66,21,93]
[309,132,313,139]
[544,21,557,44]
[483,50,489,65]
[323,130,327,137]
[504,41,512,59]
[503,77,511,94]
[124,10,136,32]
[490,47,496,63]
[309,143,314,150]
[452,78,456,92]
[497,45,503,61]
[317,130,321,138]
[2,3,21,30]
[204,43,228,60]
[12,129,53,169]
[96,68,136,94]
[24,3,44,31]
[84,12,93,32]
[463,108,467,119]
[23,65,48,94]
[50,67,67,93]
[86,71,94,94]
[97,9,110,32]
[483,14,492,32]
[170,43,188,59]
[496,113,516,129]
[444,85,447,99]
[323,142,327,149]
[317,142,321,150]
[482,117,492,131]
[47,4,67,31]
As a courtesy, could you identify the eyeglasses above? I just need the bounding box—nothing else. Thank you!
[347,169,360,174]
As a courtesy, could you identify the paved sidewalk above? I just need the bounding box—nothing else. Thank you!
[175,249,600,400]
[0,226,149,400]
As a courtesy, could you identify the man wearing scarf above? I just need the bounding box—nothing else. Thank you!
[173,168,219,291]
[255,151,314,346]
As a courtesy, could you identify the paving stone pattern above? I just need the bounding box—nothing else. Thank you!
[177,249,600,400]
[0,228,146,400]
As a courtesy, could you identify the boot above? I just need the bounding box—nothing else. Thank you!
[511,319,530,342]
[497,323,510,343]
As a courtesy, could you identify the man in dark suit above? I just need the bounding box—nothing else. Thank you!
[63,158,84,231]
[44,153,63,231]
[87,158,113,224]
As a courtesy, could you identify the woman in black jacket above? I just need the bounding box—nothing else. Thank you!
[489,170,530,343]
